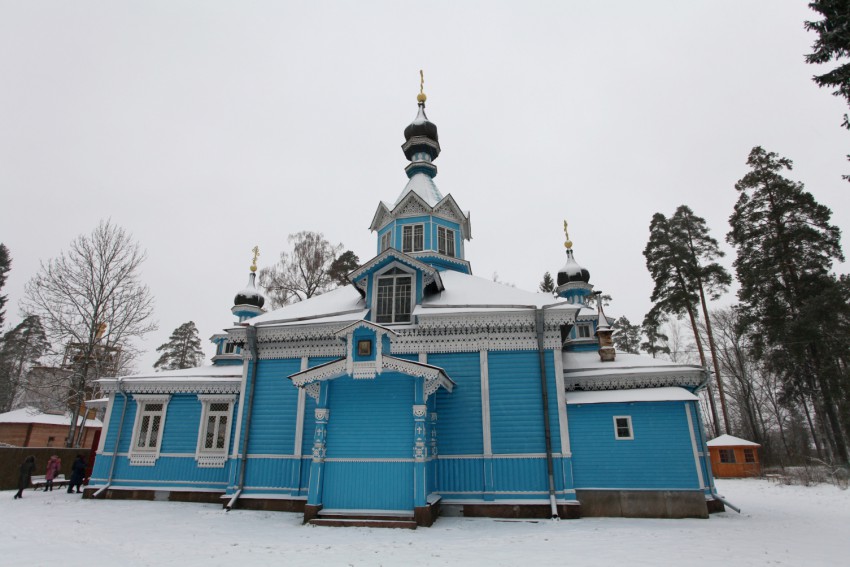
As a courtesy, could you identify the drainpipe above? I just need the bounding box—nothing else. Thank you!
[226,324,259,512]
[94,377,127,498]
[535,307,560,520]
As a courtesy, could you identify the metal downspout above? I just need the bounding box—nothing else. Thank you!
[535,307,560,520]
[94,377,127,498]
[226,325,259,512]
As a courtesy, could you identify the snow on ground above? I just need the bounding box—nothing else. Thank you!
[2,479,848,567]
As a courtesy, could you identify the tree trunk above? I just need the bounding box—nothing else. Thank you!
[684,303,720,436]
[697,286,731,434]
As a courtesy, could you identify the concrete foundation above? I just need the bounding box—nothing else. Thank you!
[575,490,709,519]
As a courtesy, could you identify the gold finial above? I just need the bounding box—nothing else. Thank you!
[250,246,260,272]
[417,69,427,103]
[563,220,573,249]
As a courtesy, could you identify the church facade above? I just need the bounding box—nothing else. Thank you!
[87,88,722,525]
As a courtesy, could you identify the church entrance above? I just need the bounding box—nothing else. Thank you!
[321,373,415,511]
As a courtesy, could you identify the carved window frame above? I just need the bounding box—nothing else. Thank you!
[195,394,236,468]
[129,394,171,466]
[380,231,392,252]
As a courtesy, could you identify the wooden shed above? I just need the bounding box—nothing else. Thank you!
[707,434,761,478]
[0,407,101,448]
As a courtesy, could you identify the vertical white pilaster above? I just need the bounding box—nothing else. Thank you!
[293,357,308,458]
[685,403,706,489]
[230,358,251,458]
[480,349,492,456]
[553,350,571,456]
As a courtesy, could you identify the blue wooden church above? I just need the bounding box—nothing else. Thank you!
[88,85,723,526]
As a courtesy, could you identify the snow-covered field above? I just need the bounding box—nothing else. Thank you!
[3,480,847,567]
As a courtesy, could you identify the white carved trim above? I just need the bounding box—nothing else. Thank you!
[129,394,171,467]
[101,380,241,395]
[413,405,427,418]
[565,371,705,391]
[293,357,307,458]
[194,395,236,467]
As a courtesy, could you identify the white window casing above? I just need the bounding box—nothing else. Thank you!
[402,224,424,253]
[381,231,392,252]
[373,264,415,324]
[129,394,171,466]
[613,415,634,440]
[438,226,456,257]
[195,394,237,468]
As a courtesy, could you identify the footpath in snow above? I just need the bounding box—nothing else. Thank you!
[2,479,848,567]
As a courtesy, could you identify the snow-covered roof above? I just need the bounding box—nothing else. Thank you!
[415,271,577,315]
[0,407,102,428]
[706,434,761,447]
[566,387,698,405]
[247,286,366,327]
[98,365,243,394]
[562,351,706,391]
[115,365,243,381]
[394,172,443,208]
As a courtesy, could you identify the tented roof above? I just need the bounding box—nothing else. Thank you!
[706,434,761,447]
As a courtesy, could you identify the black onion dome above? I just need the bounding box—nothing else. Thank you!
[234,272,265,308]
[402,104,441,161]
[557,249,590,286]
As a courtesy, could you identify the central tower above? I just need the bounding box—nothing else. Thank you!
[369,73,472,274]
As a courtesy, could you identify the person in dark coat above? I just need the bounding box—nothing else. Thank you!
[14,455,36,499]
[67,454,86,494]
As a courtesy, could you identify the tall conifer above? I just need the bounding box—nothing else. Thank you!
[728,146,848,462]
[0,243,10,328]
[154,321,205,371]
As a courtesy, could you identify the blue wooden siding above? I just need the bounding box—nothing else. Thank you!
[323,462,413,510]
[569,401,701,489]
[489,351,546,454]
[322,373,415,510]
[325,373,414,459]
[431,352,482,455]
[246,358,301,455]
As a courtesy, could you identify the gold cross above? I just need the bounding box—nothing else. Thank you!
[563,220,573,249]
[250,246,260,272]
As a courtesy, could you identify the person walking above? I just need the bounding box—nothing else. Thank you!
[14,455,36,499]
[44,455,62,491]
[67,454,86,494]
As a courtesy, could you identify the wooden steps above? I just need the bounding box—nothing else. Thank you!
[309,510,417,529]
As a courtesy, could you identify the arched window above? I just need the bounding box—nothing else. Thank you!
[375,267,413,323]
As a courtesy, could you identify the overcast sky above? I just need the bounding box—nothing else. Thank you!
[1,2,847,371]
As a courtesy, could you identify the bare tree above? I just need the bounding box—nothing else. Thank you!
[22,220,156,446]
[259,231,344,308]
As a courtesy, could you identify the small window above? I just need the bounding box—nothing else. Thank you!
[613,416,633,440]
[224,342,236,354]
[196,395,236,468]
[47,436,55,447]
[744,448,755,463]
[437,226,456,257]
[402,224,424,253]
[719,449,736,463]
[375,267,412,324]
[380,231,392,252]
[577,325,591,338]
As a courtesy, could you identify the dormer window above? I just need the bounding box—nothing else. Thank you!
[577,325,591,338]
[402,225,424,253]
[375,267,413,323]
[381,231,392,252]
[438,226,455,257]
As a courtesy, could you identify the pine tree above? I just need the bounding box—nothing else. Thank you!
[0,316,50,412]
[806,1,850,179]
[612,316,641,354]
[539,272,555,293]
[154,321,205,371]
[328,250,360,288]
[641,308,671,359]
[728,146,848,462]
[644,207,732,435]
[0,243,10,328]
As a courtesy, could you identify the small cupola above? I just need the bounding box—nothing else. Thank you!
[555,221,594,304]
[232,246,266,323]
